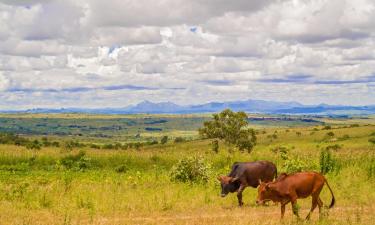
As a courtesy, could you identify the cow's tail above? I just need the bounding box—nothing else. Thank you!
[324,178,335,209]
[274,167,278,181]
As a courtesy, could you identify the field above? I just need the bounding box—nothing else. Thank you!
[0,114,375,224]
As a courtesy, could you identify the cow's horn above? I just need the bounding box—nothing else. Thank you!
[231,177,239,182]
[217,176,222,181]
[258,179,262,184]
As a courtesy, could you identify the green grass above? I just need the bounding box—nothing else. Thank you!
[0,115,375,224]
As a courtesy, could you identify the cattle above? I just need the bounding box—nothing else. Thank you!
[217,160,277,206]
[256,172,335,220]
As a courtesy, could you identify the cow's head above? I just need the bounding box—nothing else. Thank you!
[256,181,273,205]
[217,175,240,197]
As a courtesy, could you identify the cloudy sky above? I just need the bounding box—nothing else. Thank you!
[0,0,375,109]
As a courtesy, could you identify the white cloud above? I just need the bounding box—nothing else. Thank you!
[1,0,375,109]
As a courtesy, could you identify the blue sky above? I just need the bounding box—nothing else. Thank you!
[0,0,375,109]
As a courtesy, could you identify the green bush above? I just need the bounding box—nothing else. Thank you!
[56,150,91,171]
[369,137,375,144]
[115,164,129,173]
[170,156,211,183]
[326,144,342,151]
[211,140,219,153]
[282,157,308,173]
[161,136,169,144]
[320,149,337,174]
[367,158,375,179]
[174,137,185,143]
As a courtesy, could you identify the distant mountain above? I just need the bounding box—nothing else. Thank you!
[1,99,375,115]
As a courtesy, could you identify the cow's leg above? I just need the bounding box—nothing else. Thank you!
[237,185,246,207]
[306,195,319,220]
[291,197,301,219]
[317,197,324,219]
[280,200,290,219]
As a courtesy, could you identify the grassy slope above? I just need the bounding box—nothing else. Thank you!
[0,119,374,224]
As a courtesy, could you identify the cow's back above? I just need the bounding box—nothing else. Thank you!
[230,161,277,188]
[279,172,325,198]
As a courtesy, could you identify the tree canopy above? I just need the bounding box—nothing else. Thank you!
[199,109,256,153]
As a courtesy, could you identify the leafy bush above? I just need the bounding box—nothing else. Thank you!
[115,164,129,173]
[338,134,350,141]
[211,140,219,153]
[369,137,375,144]
[322,125,332,130]
[26,140,42,150]
[160,136,168,144]
[320,149,337,174]
[367,158,375,179]
[275,146,309,173]
[282,157,308,173]
[326,144,342,151]
[174,137,185,143]
[56,150,91,171]
[170,156,211,183]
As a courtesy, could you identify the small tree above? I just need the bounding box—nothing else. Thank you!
[160,136,168,144]
[199,109,257,153]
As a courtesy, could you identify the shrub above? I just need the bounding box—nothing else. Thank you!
[326,144,342,151]
[282,157,308,173]
[369,137,375,144]
[160,136,168,144]
[367,158,375,179]
[338,134,350,141]
[115,164,129,173]
[320,149,337,174]
[26,140,42,150]
[56,150,91,171]
[322,125,332,130]
[296,132,302,137]
[211,140,219,153]
[174,137,185,143]
[170,156,211,183]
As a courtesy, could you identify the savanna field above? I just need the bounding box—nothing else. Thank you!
[0,114,375,225]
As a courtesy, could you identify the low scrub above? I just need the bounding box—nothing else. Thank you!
[170,156,211,183]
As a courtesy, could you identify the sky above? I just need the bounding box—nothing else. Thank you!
[0,0,375,110]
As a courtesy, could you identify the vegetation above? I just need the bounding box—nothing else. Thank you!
[199,109,256,153]
[0,113,374,224]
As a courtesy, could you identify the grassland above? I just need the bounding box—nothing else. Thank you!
[0,114,375,224]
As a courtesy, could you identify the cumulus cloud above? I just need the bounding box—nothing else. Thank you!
[1,0,375,109]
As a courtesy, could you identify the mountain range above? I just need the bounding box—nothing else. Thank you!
[1,99,375,115]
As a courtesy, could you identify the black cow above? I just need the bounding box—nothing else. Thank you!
[217,160,277,206]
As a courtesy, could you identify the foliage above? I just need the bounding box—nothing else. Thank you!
[170,156,211,183]
[369,137,375,144]
[367,158,375,179]
[199,109,256,153]
[174,137,185,143]
[26,140,42,150]
[56,150,91,171]
[273,146,309,173]
[115,164,129,173]
[160,136,168,144]
[211,139,219,153]
[326,144,342,151]
[320,149,337,174]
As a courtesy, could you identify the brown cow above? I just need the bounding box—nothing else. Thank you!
[218,161,277,206]
[256,172,335,220]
